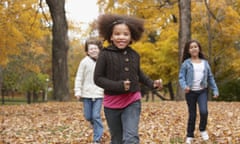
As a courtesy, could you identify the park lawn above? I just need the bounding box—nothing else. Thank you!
[0,96,27,105]
[0,101,239,144]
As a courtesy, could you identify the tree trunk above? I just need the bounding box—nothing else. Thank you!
[167,82,174,100]
[46,0,70,101]
[33,90,38,102]
[26,91,31,104]
[176,0,191,101]
[206,1,213,101]
[0,67,3,104]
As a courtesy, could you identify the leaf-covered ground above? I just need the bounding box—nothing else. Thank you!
[0,101,239,144]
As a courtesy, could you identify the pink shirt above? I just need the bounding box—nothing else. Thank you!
[103,91,141,109]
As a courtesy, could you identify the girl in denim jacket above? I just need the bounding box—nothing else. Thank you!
[178,39,219,144]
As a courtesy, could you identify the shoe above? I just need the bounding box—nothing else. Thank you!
[200,131,209,140]
[93,140,100,144]
[185,137,193,144]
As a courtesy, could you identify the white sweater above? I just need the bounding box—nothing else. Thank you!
[74,56,103,98]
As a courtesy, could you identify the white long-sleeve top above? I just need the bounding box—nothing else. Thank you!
[74,56,103,98]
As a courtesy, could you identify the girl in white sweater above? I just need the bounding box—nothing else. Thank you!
[74,38,104,143]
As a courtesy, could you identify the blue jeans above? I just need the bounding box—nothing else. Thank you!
[83,98,103,142]
[104,100,141,144]
[185,89,208,137]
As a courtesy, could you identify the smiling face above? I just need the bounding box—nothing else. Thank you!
[189,42,200,58]
[110,23,131,49]
[87,44,100,59]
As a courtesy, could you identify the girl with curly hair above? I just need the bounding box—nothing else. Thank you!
[94,14,162,144]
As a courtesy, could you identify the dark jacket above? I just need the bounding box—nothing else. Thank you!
[94,45,154,95]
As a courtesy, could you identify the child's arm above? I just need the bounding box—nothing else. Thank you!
[178,63,188,90]
[206,62,219,97]
[74,60,85,98]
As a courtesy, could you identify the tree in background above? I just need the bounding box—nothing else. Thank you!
[191,0,240,101]
[0,0,51,103]
[176,0,191,100]
[1,0,239,102]
[96,0,240,101]
[97,0,187,100]
[46,0,70,101]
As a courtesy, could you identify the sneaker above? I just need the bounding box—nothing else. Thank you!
[200,131,209,140]
[186,137,193,144]
[93,140,101,144]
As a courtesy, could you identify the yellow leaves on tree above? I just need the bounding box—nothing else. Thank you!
[0,21,24,66]
[133,42,160,78]
[97,0,181,82]
[221,6,240,40]
[0,0,50,68]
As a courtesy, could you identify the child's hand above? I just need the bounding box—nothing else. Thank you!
[213,95,219,99]
[184,87,190,93]
[76,96,82,100]
[123,79,131,91]
[153,79,163,90]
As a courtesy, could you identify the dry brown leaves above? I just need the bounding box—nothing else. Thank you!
[0,101,239,144]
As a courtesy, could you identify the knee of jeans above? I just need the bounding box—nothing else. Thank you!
[84,115,92,121]
[92,113,101,120]
[189,111,196,117]
[200,111,208,116]
[124,137,139,144]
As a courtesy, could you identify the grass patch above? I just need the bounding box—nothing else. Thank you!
[0,95,47,105]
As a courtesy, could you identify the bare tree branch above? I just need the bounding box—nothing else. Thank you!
[204,0,220,22]
[39,0,50,25]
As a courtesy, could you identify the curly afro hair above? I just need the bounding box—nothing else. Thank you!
[97,14,144,43]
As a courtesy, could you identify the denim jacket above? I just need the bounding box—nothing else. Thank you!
[179,58,219,96]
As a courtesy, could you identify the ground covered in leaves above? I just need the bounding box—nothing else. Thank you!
[0,101,240,144]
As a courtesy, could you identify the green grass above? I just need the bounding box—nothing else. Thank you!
[170,137,184,144]
[0,95,46,105]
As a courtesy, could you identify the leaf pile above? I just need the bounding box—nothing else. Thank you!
[0,101,239,144]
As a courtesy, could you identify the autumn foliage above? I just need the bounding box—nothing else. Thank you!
[0,101,239,143]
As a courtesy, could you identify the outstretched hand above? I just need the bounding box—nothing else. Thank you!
[184,86,190,93]
[213,95,219,99]
[76,96,82,100]
[153,79,163,90]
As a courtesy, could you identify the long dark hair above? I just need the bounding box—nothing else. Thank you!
[182,39,205,62]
